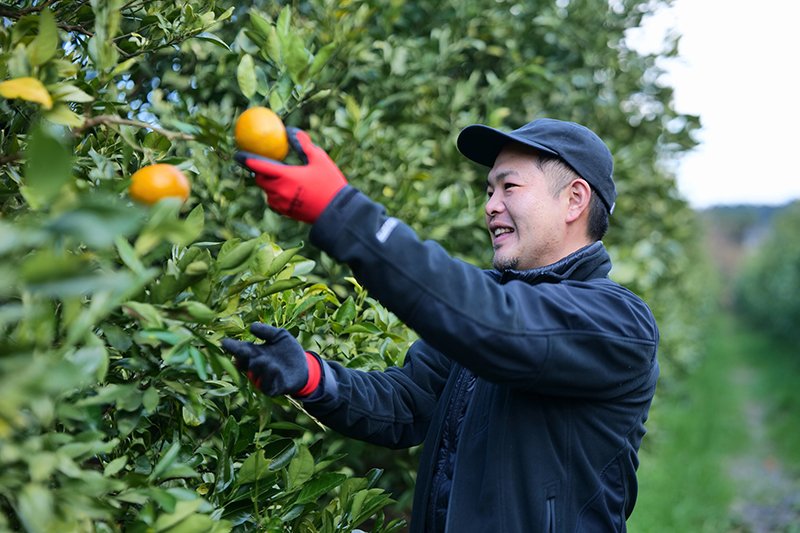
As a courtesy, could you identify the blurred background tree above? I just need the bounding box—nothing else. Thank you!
[1,0,712,531]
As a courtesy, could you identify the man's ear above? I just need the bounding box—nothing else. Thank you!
[565,179,592,224]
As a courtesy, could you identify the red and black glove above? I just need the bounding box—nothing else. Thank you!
[220,323,322,398]
[235,127,347,224]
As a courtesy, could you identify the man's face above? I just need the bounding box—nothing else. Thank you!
[485,145,569,271]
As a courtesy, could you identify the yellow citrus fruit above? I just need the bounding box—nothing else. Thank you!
[128,164,191,205]
[235,107,289,161]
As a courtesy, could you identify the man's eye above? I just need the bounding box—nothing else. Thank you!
[504,183,517,190]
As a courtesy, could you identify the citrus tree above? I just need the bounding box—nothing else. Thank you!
[735,201,800,343]
[1,1,411,531]
[1,0,712,531]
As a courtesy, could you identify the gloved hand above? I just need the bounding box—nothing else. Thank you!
[234,127,348,224]
[220,323,322,398]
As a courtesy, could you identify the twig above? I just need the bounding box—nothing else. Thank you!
[0,0,56,18]
[286,396,327,432]
[73,114,195,141]
[59,22,94,37]
[0,152,22,166]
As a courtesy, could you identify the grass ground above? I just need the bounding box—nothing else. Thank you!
[627,312,800,532]
[627,312,750,532]
[739,324,800,472]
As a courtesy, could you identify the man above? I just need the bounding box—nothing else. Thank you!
[223,119,660,532]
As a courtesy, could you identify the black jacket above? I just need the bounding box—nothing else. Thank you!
[305,186,660,532]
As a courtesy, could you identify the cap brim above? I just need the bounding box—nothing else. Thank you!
[457,124,558,168]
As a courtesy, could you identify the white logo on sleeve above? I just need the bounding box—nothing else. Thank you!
[376,218,400,243]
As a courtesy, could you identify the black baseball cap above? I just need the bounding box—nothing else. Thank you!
[457,119,617,214]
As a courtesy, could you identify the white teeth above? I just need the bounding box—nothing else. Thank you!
[493,228,512,237]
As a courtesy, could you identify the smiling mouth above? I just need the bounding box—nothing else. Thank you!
[493,227,514,238]
[491,227,514,249]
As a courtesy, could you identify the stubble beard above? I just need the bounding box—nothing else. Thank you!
[492,249,519,272]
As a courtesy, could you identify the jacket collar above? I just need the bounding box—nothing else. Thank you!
[487,241,612,285]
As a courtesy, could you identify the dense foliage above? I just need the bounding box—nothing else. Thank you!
[735,201,800,343]
[1,0,710,530]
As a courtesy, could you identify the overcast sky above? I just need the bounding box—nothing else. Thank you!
[626,0,800,208]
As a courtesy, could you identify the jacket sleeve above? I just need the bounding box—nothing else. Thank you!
[309,186,659,399]
[302,339,451,449]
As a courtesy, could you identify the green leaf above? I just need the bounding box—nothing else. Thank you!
[29,8,59,67]
[185,204,205,239]
[310,42,337,74]
[176,301,216,323]
[103,323,132,352]
[354,491,392,527]
[143,386,159,413]
[122,302,164,328]
[250,12,272,38]
[264,244,303,277]
[111,57,138,76]
[151,442,181,481]
[266,421,305,431]
[268,87,284,111]
[67,345,109,382]
[237,54,257,100]
[283,33,310,85]
[143,131,172,154]
[189,346,208,380]
[23,126,72,207]
[16,483,54,532]
[262,277,305,297]
[348,488,369,523]
[313,452,348,474]
[47,196,142,248]
[333,297,357,326]
[152,499,204,532]
[237,450,275,485]
[158,514,217,533]
[217,238,258,272]
[343,323,383,335]
[217,7,235,24]
[287,445,314,489]
[266,25,282,64]
[289,295,327,321]
[364,467,384,489]
[42,103,85,127]
[250,245,274,276]
[182,404,205,426]
[49,83,94,103]
[268,443,297,471]
[184,260,209,276]
[195,32,231,50]
[104,456,129,477]
[276,6,291,35]
[295,472,348,505]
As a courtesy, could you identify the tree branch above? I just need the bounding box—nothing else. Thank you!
[0,152,22,166]
[0,0,56,18]
[59,22,93,37]
[74,115,195,141]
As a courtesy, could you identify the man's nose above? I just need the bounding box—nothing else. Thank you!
[485,191,504,216]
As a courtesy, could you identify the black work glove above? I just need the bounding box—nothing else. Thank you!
[221,323,320,397]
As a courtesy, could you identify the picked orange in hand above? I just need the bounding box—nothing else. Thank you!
[235,107,289,161]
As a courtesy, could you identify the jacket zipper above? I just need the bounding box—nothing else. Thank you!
[443,371,479,533]
[546,496,556,533]
[429,368,469,533]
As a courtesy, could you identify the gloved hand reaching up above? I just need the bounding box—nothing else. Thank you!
[235,127,348,224]
[221,323,322,398]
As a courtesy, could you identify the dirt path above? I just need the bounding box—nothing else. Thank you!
[726,368,800,532]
